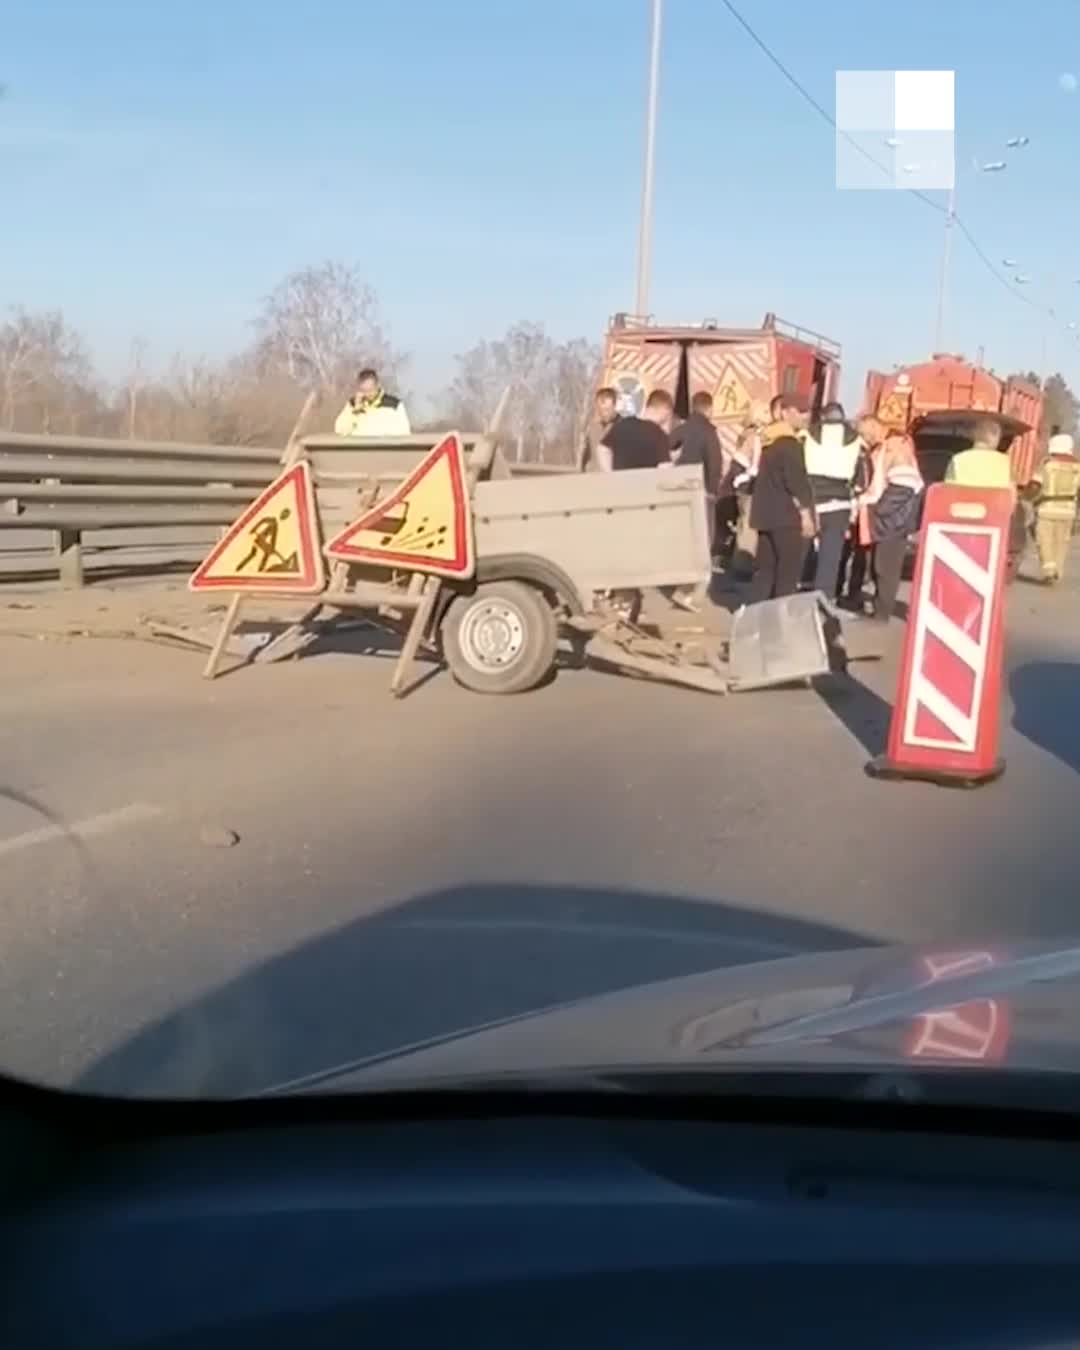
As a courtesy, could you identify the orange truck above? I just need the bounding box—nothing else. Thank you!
[597,311,841,466]
[863,354,1044,486]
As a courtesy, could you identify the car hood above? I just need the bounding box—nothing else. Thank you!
[270,941,1080,1095]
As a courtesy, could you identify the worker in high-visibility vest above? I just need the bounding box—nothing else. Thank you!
[334,368,411,437]
[946,416,1026,580]
[946,416,1012,490]
[1030,428,1080,584]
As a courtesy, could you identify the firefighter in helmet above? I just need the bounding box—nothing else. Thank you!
[1030,427,1080,584]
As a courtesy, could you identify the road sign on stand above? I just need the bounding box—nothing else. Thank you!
[868,483,1012,787]
[189,461,324,594]
[324,431,475,579]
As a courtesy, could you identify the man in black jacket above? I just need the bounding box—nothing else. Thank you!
[671,391,722,481]
[671,390,725,554]
[598,389,674,471]
[748,391,815,603]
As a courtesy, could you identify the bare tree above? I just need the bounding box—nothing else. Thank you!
[248,261,406,397]
[444,322,598,461]
[0,308,91,431]
[124,337,149,439]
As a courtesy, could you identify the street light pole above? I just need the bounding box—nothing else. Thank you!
[635,0,663,318]
[933,183,956,353]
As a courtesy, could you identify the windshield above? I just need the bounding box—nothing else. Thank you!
[3,0,1080,1102]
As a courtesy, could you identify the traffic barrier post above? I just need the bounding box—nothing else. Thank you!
[867,482,1012,788]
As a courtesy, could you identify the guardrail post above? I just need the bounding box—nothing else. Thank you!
[54,529,84,589]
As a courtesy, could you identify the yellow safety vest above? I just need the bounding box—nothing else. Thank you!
[946,448,1012,490]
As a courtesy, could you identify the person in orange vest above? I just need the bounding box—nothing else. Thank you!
[861,430,924,623]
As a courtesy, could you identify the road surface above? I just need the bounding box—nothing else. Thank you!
[0,561,1078,1096]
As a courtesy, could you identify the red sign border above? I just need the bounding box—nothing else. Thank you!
[323,432,475,579]
[189,461,324,594]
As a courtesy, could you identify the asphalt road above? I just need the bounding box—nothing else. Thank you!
[1,558,1079,1098]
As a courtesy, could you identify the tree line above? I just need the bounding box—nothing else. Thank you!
[0,261,599,462]
[4,259,1074,458]
[1006,371,1079,437]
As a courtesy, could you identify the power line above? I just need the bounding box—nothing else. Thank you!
[951,216,1042,312]
[718,0,1071,339]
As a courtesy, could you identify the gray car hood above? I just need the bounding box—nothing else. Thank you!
[268,941,1080,1095]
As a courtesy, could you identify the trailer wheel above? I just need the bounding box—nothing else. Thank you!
[441,581,558,695]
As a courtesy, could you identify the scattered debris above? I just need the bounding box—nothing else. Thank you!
[200,825,240,849]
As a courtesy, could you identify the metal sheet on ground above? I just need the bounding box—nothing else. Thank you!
[728,592,831,690]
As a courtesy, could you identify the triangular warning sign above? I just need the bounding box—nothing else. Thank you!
[877,391,911,428]
[712,363,753,421]
[189,461,324,594]
[324,432,475,579]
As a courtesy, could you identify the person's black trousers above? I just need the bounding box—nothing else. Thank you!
[842,541,871,603]
[813,510,849,599]
[750,527,806,604]
[872,534,907,622]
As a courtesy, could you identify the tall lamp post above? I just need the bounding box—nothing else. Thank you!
[933,184,956,353]
[635,0,663,317]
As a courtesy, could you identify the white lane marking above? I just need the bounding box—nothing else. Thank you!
[391,916,796,957]
[0,802,163,858]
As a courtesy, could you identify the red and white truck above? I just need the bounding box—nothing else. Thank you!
[863,354,1044,485]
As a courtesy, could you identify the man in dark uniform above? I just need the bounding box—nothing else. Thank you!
[671,389,726,571]
[749,391,815,603]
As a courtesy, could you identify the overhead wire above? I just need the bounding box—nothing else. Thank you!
[718,0,1075,343]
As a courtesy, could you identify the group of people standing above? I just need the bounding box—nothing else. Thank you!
[739,396,924,622]
[581,383,925,623]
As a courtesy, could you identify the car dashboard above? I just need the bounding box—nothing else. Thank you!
[3,1082,1080,1348]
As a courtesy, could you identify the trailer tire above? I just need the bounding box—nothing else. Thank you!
[441,581,558,695]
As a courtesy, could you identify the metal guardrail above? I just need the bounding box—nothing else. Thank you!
[0,431,282,587]
[0,431,579,588]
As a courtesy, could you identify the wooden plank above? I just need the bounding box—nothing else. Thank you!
[148,622,261,660]
[390,576,441,698]
[202,594,245,680]
[584,633,728,694]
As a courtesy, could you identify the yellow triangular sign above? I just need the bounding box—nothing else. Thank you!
[712,363,753,421]
[189,461,324,593]
[324,432,475,579]
[877,390,911,428]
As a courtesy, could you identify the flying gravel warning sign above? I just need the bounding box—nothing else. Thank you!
[324,432,475,579]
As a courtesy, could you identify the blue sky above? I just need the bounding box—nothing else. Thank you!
[3,0,1079,413]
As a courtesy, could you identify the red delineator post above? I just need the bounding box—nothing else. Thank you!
[867,482,1013,788]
